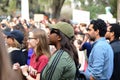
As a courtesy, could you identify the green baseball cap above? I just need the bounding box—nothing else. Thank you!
[47,22,74,39]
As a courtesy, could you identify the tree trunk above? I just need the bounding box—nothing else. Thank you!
[117,0,120,22]
[51,0,65,19]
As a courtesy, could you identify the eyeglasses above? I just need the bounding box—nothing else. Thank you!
[28,37,36,40]
[50,28,60,35]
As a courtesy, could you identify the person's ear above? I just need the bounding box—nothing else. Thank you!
[96,29,99,35]
[111,32,114,36]
[57,35,61,41]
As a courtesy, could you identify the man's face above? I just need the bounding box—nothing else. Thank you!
[48,29,61,45]
[105,26,112,40]
[87,24,97,41]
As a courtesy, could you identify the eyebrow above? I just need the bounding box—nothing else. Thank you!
[86,28,91,31]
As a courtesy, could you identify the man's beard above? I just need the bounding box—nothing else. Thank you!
[90,37,95,41]
[105,37,110,40]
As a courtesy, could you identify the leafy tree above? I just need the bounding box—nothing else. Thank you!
[109,0,117,18]
[78,0,108,19]
[8,0,17,15]
[0,0,20,16]
[0,0,118,21]
[0,0,66,20]
[0,0,9,14]
[50,0,65,19]
[38,0,65,19]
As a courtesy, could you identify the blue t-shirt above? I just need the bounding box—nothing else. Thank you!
[27,48,33,65]
[82,42,92,58]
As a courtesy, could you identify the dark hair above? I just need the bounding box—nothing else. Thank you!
[110,23,120,40]
[13,23,25,33]
[59,18,72,25]
[59,31,79,66]
[90,19,107,37]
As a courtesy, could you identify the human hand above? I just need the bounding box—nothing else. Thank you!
[21,65,29,76]
[28,66,37,76]
[13,63,20,70]
[90,75,95,80]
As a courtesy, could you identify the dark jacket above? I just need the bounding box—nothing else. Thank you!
[22,48,28,64]
[10,50,26,66]
[110,40,120,80]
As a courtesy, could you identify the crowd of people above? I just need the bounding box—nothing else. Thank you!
[0,15,120,80]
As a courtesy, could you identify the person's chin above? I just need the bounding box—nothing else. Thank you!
[48,41,52,45]
[28,46,32,49]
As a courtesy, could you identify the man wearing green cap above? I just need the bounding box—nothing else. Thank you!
[40,22,79,80]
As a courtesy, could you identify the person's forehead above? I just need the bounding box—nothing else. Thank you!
[29,32,34,36]
[88,24,94,29]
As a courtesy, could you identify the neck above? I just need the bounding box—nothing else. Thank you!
[55,42,61,50]
[109,36,114,42]
[34,47,37,53]
[95,35,101,41]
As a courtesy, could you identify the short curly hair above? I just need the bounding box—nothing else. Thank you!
[90,19,107,37]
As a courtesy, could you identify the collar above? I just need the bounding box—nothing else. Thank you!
[110,39,120,44]
[92,37,106,47]
[8,47,20,53]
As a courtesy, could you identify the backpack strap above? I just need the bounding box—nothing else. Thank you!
[41,49,64,80]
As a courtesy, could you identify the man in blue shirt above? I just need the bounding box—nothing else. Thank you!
[85,19,114,80]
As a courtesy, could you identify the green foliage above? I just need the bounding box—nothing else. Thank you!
[0,0,116,20]
[29,0,40,13]
[78,0,108,19]
[0,0,8,14]
[83,4,105,19]
[109,0,117,18]
[8,0,16,12]
[64,0,71,5]
[29,0,52,14]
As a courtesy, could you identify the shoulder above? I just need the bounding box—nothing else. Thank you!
[39,54,49,61]
[55,50,72,60]
[111,40,120,46]
[94,39,110,49]
[49,50,74,64]
[62,51,73,60]
[11,50,22,53]
[10,50,24,56]
[59,51,75,66]
[40,55,49,59]
[110,40,120,53]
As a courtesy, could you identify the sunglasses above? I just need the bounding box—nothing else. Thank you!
[50,28,60,35]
